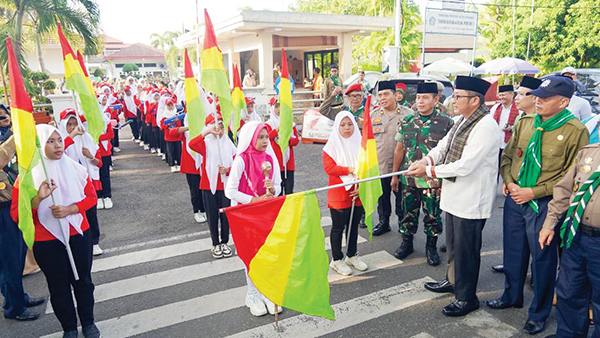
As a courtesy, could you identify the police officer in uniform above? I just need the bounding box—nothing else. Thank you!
[539,144,600,338]
[391,82,453,265]
[371,81,412,236]
[487,76,589,335]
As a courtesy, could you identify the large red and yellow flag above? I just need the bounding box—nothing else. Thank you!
[277,48,294,157]
[57,23,104,143]
[230,64,245,136]
[6,37,40,248]
[184,49,206,139]
[357,95,382,239]
[225,191,335,320]
[200,9,234,130]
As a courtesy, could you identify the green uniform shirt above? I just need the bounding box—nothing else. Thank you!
[396,109,454,188]
[501,113,590,199]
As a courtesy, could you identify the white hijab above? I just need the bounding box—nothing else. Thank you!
[162,104,178,120]
[32,124,89,246]
[156,94,171,126]
[123,90,137,116]
[101,86,117,105]
[58,115,100,182]
[202,118,237,194]
[323,111,361,190]
[265,105,293,166]
[183,114,203,170]
[174,81,186,103]
[126,77,137,95]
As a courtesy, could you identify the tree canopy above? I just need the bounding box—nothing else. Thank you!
[291,0,422,72]
[479,0,600,73]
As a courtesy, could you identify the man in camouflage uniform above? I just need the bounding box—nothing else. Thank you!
[391,82,453,265]
[371,80,413,236]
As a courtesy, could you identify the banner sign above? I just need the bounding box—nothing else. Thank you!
[425,9,478,36]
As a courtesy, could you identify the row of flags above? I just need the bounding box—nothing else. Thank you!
[4,9,382,323]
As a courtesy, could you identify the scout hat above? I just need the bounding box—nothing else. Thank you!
[454,76,491,96]
[527,76,574,98]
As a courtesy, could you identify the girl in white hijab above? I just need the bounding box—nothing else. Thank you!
[14,124,99,337]
[322,111,368,276]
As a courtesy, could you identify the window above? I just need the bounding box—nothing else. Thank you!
[144,63,157,68]
[304,50,339,80]
[115,63,125,68]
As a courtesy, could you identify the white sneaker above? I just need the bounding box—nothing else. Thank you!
[109,166,113,171]
[211,245,223,259]
[113,147,121,153]
[261,294,282,315]
[176,165,181,172]
[161,154,166,161]
[330,259,352,276]
[171,166,178,172]
[194,212,207,223]
[345,254,368,271]
[93,244,104,256]
[103,197,113,209]
[96,198,104,210]
[150,148,156,153]
[221,243,233,258]
[133,138,140,143]
[245,293,268,317]
[139,141,145,147]
[143,144,149,150]
[157,150,162,157]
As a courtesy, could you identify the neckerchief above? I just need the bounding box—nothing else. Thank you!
[560,167,600,248]
[442,104,489,182]
[517,109,575,213]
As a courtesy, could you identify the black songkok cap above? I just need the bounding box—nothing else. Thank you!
[519,76,542,90]
[454,76,492,96]
[417,82,438,94]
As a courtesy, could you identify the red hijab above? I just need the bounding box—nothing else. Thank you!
[238,124,274,197]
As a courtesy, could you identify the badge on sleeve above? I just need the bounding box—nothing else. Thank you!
[517,149,523,157]
[585,157,594,165]
[0,182,5,190]
[557,135,564,141]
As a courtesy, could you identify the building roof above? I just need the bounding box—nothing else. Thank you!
[100,35,130,50]
[176,9,394,48]
[104,43,165,60]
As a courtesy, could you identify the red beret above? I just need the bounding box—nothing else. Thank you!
[205,112,223,125]
[269,96,279,106]
[345,83,364,95]
[245,97,255,105]
[123,85,131,91]
[395,83,406,92]
[59,108,77,121]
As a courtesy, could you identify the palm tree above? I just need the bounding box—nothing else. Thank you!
[0,0,101,72]
[150,30,182,70]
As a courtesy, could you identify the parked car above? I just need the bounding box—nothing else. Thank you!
[374,73,454,105]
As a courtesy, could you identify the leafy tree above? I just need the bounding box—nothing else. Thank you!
[93,68,104,77]
[291,0,422,72]
[479,0,600,73]
[150,30,182,71]
[122,63,139,74]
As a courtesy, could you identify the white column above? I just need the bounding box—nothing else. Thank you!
[339,33,353,83]
[258,31,274,92]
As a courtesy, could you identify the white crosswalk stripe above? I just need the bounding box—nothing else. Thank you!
[38,226,517,338]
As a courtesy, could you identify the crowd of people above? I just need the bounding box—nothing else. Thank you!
[0,67,599,338]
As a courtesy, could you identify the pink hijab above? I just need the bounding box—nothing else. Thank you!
[238,123,274,197]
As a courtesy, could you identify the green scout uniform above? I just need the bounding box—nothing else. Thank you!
[323,75,343,101]
[395,109,453,236]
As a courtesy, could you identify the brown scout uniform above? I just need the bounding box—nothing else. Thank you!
[371,104,412,175]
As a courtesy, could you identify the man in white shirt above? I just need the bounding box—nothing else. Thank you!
[491,85,520,152]
[566,94,592,121]
[407,76,500,317]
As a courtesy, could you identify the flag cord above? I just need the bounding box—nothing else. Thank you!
[36,144,80,281]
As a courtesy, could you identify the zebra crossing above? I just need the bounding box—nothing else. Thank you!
[37,216,525,338]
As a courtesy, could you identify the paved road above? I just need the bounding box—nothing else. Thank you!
[2,129,563,337]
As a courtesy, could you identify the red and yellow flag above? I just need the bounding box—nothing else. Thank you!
[277,48,294,157]
[357,95,382,239]
[230,64,245,136]
[6,37,40,248]
[201,9,233,130]
[57,23,104,143]
[225,191,335,320]
[184,49,206,139]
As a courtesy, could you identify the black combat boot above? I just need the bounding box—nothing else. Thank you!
[394,234,414,259]
[426,236,440,266]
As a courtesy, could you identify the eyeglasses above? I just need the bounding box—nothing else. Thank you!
[452,94,475,100]
[348,94,363,99]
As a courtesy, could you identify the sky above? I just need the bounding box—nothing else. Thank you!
[98,0,294,45]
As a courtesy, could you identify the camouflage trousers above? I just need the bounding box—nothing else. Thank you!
[399,185,443,236]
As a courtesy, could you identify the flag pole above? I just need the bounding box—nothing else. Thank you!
[346,197,356,250]
[71,92,93,175]
[36,144,80,281]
